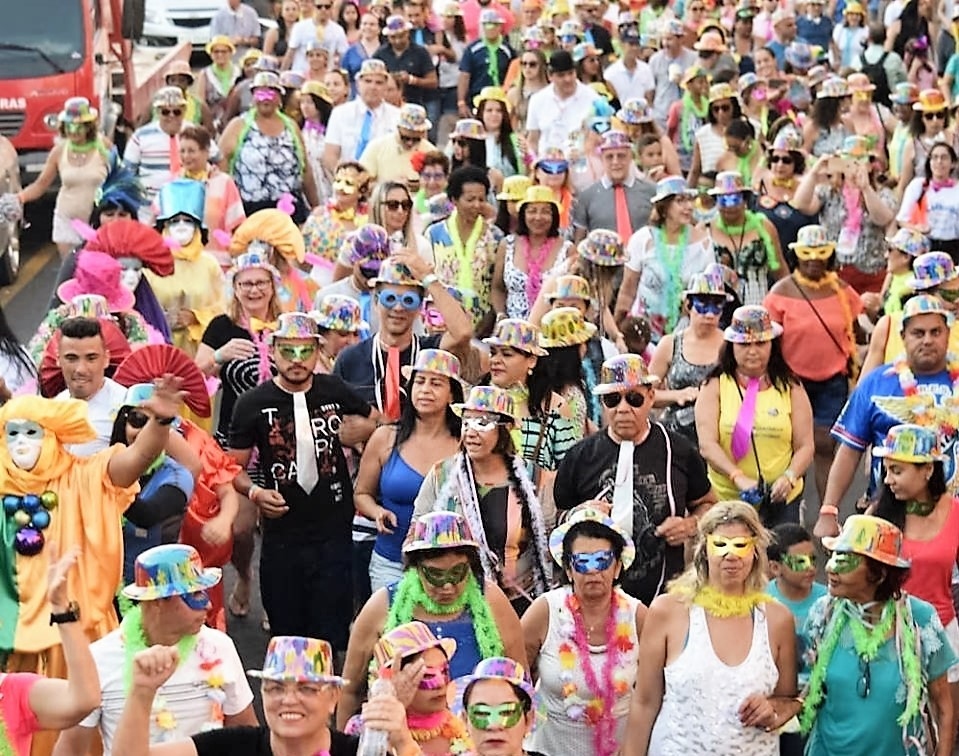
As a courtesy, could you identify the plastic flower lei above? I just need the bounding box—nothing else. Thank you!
[556,588,634,756]
[893,351,959,396]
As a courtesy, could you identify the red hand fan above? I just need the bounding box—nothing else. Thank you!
[113,344,212,418]
[39,319,132,398]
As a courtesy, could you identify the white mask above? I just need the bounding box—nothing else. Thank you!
[166,219,197,247]
[6,420,44,471]
[118,257,144,292]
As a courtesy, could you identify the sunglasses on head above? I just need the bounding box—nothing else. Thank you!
[419,562,471,586]
[466,702,525,730]
[383,198,413,211]
[826,551,863,574]
[276,343,317,361]
[600,391,646,409]
[378,289,422,310]
[780,553,816,571]
[179,589,211,611]
[418,663,451,690]
[538,160,569,174]
[462,416,502,433]
[127,409,150,429]
[569,549,616,573]
[925,111,947,120]
[160,108,183,117]
[706,534,756,558]
[690,297,724,315]
[768,154,794,165]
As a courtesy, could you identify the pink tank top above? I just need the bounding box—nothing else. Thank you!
[902,500,959,626]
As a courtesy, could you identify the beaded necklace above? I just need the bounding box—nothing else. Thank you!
[892,351,959,396]
[524,235,555,309]
[905,499,937,516]
[407,709,471,751]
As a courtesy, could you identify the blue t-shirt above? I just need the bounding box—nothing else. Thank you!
[832,363,957,489]
[796,16,834,50]
[801,595,956,756]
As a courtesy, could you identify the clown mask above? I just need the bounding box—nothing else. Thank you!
[6,420,44,471]
[165,218,198,248]
[118,257,144,292]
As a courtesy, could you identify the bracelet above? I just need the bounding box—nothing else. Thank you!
[248,484,259,503]
[421,273,439,288]
[214,348,224,365]
[819,504,839,517]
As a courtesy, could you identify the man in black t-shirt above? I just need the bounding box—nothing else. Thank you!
[229,313,375,652]
[374,14,438,107]
[554,354,716,605]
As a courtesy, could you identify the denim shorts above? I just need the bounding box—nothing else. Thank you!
[801,373,849,428]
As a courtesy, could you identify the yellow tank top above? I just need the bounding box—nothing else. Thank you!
[709,374,804,501]
[883,314,959,362]
[889,123,910,181]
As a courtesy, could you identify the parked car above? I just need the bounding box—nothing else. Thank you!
[142,0,276,48]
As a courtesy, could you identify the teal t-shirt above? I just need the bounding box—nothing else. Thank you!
[768,579,828,686]
[801,595,957,756]
[947,54,959,101]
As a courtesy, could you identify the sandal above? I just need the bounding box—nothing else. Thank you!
[228,580,250,618]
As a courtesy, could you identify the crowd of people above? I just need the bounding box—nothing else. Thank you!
[3,0,959,753]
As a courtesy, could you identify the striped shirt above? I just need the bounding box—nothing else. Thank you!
[123,122,181,198]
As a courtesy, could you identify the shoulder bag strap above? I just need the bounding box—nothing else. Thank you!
[793,280,849,360]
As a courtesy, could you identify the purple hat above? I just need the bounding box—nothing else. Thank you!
[598,131,632,152]
[373,621,458,670]
[385,13,413,33]
[907,251,958,290]
[348,224,391,268]
[404,511,480,553]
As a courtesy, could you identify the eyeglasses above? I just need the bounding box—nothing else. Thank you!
[600,391,646,409]
[418,663,451,690]
[780,553,816,571]
[711,103,731,112]
[522,60,539,67]
[419,562,471,586]
[462,416,503,433]
[925,111,947,120]
[768,154,794,165]
[706,534,756,558]
[378,289,422,310]
[716,193,744,208]
[179,589,211,611]
[690,297,724,315]
[857,654,871,697]
[276,344,318,361]
[826,551,863,574]
[466,702,525,730]
[383,198,414,211]
[569,549,616,573]
[421,171,445,180]
[127,409,150,429]
[236,278,272,292]
[262,681,327,698]
[160,108,184,117]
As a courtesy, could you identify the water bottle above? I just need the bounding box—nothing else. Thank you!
[356,669,394,756]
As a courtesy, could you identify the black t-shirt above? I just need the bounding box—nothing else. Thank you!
[192,726,357,756]
[228,376,371,542]
[374,41,436,105]
[333,334,442,408]
[553,424,712,605]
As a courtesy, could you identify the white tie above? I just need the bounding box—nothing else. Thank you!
[293,391,319,493]
[611,440,634,537]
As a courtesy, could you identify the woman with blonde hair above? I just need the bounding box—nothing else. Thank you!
[624,500,800,756]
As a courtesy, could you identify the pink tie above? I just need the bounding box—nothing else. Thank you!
[614,185,632,243]
[731,377,760,461]
[169,135,181,174]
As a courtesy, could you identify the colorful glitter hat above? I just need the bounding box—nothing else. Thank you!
[873,423,942,464]
[841,135,871,160]
[695,32,728,53]
[770,127,803,153]
[250,70,284,93]
[547,505,635,568]
[280,70,306,90]
[248,636,345,684]
[401,348,465,384]
[474,86,511,111]
[738,72,760,95]
[807,65,830,89]
[816,76,850,100]
[547,274,591,302]
[899,293,953,331]
[121,543,222,601]
[268,312,325,343]
[708,170,748,196]
[357,59,389,80]
[404,511,480,553]
[907,252,958,290]
[789,224,836,251]
[891,82,920,105]
[663,17,685,36]
[651,175,696,204]
[300,80,332,104]
[229,250,282,285]
[517,185,560,211]
[452,657,537,715]
[348,224,391,267]
[483,318,548,356]
[593,353,658,394]
[578,228,627,266]
[451,385,516,420]
[153,86,187,109]
[598,130,632,152]
[558,19,584,37]
[155,179,206,225]
[723,305,783,343]
[385,13,413,33]
[522,25,546,46]
[822,515,910,568]
[67,294,112,320]
[452,118,487,141]
[480,8,505,24]
[369,258,420,288]
[312,294,369,333]
[58,97,98,125]
[886,228,930,257]
[373,621,458,670]
[784,41,813,70]
[684,267,732,299]
[617,97,652,125]
[539,307,597,348]
[707,83,736,104]
[497,175,533,202]
[398,103,431,133]
[572,42,602,63]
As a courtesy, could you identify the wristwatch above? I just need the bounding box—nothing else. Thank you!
[50,601,80,625]
[421,273,440,288]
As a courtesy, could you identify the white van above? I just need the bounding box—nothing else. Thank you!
[142,0,275,49]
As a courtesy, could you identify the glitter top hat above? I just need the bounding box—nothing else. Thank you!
[816,76,850,100]
[451,384,516,420]
[709,170,748,196]
[738,72,760,95]
[156,179,206,225]
[483,318,548,356]
[496,175,533,202]
[398,103,431,133]
[683,268,732,299]
[789,224,836,251]
[547,505,635,568]
[651,175,696,204]
[617,97,653,125]
[873,423,942,464]
[280,70,306,90]
[723,305,783,343]
[229,250,282,285]
[57,251,136,312]
[578,228,627,266]
[784,42,813,70]
[121,544,222,601]
[547,275,591,302]
[907,252,958,290]
[899,293,953,331]
[914,88,947,112]
[300,80,332,104]
[369,258,420,288]
[517,185,561,211]
[313,294,369,333]
[403,511,480,553]
[373,621,458,670]
[268,312,325,343]
[58,97,98,125]
[401,348,465,384]
[886,228,931,258]
[539,307,597,348]
[452,119,487,141]
[681,65,709,87]
[248,636,345,684]
[599,130,633,152]
[891,82,920,105]
[593,353,658,394]
[822,515,910,568]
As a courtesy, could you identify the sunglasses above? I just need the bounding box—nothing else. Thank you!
[160,108,184,117]
[706,534,756,558]
[690,297,723,315]
[716,193,744,208]
[768,154,794,165]
[780,553,816,571]
[522,59,540,67]
[127,409,150,429]
[419,562,471,586]
[276,344,317,361]
[418,663,451,690]
[378,289,422,310]
[179,589,211,611]
[826,551,863,574]
[924,111,947,120]
[538,160,569,174]
[569,549,616,573]
[466,702,525,730]
[711,102,731,112]
[600,391,646,409]
[383,199,414,211]
[462,416,502,433]
[316,2,332,7]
